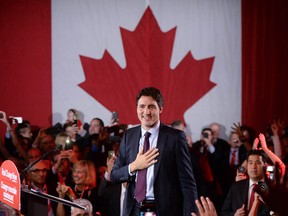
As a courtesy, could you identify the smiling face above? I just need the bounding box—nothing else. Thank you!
[137,95,163,130]
[73,167,87,185]
[67,110,75,122]
[89,119,103,135]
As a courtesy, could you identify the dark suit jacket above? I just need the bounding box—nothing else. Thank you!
[221,179,249,216]
[98,177,122,216]
[221,179,271,216]
[221,145,247,195]
[110,123,198,216]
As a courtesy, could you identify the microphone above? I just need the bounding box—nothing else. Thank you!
[255,181,268,195]
[20,144,63,181]
[54,144,63,151]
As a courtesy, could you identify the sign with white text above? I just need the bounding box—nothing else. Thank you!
[0,160,20,211]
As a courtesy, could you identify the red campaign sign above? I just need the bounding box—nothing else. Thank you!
[0,160,21,211]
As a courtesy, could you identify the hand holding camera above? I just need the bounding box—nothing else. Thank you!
[0,111,8,124]
[235,166,247,182]
[107,152,116,174]
[201,132,212,147]
[111,111,119,125]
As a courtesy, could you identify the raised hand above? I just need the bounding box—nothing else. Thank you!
[191,196,217,216]
[231,122,246,142]
[252,137,259,150]
[231,122,242,136]
[235,168,248,182]
[234,204,245,216]
[258,133,268,150]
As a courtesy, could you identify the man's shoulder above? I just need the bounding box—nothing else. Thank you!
[124,125,141,136]
[160,123,183,134]
[231,178,249,189]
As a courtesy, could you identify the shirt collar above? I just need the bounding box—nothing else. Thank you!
[31,182,47,193]
[141,121,160,138]
[249,178,264,187]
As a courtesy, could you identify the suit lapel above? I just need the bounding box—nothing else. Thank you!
[243,179,250,207]
[129,126,142,163]
[154,124,168,179]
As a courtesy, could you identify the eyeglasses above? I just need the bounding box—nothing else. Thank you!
[30,169,49,174]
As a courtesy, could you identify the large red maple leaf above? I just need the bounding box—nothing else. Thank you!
[79,7,216,124]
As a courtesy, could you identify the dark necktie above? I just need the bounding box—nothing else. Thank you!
[230,149,236,167]
[135,132,151,202]
[249,183,257,210]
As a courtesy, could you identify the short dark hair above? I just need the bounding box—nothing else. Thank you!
[201,128,213,135]
[16,122,30,135]
[171,120,184,128]
[246,150,267,163]
[136,87,164,108]
[63,122,74,132]
[90,118,104,128]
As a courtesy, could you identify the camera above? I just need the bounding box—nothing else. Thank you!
[238,166,246,174]
[266,165,274,180]
[233,139,239,144]
[9,116,23,124]
[108,150,115,158]
[104,125,119,134]
[64,137,73,150]
[203,132,209,138]
[111,111,119,123]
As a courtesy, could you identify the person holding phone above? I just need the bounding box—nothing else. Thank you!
[190,128,230,214]
[0,111,30,165]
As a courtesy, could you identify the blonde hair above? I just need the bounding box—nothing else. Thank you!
[73,160,97,188]
[55,132,71,149]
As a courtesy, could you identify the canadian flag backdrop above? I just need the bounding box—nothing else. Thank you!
[0,0,287,140]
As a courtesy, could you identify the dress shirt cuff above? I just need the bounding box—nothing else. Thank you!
[207,144,215,153]
[128,164,136,176]
[104,171,111,181]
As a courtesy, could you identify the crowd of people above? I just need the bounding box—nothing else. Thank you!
[0,88,287,216]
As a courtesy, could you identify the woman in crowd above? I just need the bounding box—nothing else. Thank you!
[56,160,101,216]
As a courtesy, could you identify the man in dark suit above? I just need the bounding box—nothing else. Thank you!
[98,153,126,216]
[110,87,198,216]
[221,150,271,216]
[221,132,248,196]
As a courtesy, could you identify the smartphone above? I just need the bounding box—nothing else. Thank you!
[203,132,209,138]
[0,113,3,119]
[64,137,73,150]
[73,113,78,126]
[9,116,23,124]
[108,150,115,158]
[238,166,246,174]
[112,111,119,123]
[266,165,274,172]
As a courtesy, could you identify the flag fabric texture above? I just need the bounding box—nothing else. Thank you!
[0,0,287,139]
